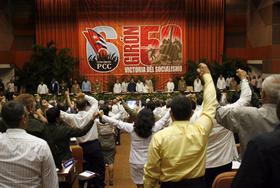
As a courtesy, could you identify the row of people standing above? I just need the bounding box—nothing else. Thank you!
[37,78,103,95]
[216,74,263,91]
[113,78,154,94]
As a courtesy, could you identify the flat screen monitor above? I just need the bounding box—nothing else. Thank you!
[126,100,141,109]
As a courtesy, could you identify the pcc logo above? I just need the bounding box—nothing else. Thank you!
[83,26,119,72]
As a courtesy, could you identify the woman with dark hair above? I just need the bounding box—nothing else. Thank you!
[98,107,170,188]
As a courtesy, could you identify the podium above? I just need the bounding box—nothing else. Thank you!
[58,161,79,188]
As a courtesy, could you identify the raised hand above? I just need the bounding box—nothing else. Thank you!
[197,63,210,77]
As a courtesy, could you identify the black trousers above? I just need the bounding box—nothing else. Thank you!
[205,162,232,188]
[80,140,105,188]
[161,177,207,188]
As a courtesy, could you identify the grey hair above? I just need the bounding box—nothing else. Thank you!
[262,75,280,101]
[166,99,172,108]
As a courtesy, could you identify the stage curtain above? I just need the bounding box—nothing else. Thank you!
[185,0,224,63]
[35,0,79,57]
[35,0,224,90]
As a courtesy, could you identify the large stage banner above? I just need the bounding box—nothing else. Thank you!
[82,25,183,74]
[78,1,186,90]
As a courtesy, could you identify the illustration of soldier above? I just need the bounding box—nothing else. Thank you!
[150,26,182,66]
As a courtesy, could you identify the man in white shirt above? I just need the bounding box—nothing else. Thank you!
[191,69,251,188]
[113,79,122,94]
[136,80,144,93]
[0,101,58,188]
[37,81,49,95]
[216,74,280,158]
[193,75,202,92]
[59,94,105,188]
[121,79,128,93]
[166,78,174,92]
[216,74,226,90]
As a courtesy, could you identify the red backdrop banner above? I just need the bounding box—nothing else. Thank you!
[36,0,224,90]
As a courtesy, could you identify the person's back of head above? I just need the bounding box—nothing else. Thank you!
[2,101,26,128]
[76,98,87,111]
[166,98,172,108]
[99,105,109,116]
[46,107,60,124]
[134,108,155,138]
[170,95,192,121]
[146,101,155,111]
[15,94,35,113]
[262,75,280,103]
[154,100,161,108]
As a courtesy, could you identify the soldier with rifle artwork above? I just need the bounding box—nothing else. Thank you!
[149,26,182,66]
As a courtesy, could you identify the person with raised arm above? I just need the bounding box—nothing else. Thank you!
[144,63,216,188]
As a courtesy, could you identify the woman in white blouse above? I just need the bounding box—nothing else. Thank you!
[99,108,170,188]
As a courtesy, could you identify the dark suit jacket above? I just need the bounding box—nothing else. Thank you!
[50,82,58,94]
[127,82,136,92]
[45,120,94,169]
[232,125,280,188]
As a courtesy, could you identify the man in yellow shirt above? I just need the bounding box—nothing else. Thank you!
[144,63,216,188]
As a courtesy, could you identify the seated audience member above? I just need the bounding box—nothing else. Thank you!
[37,81,49,95]
[166,78,174,92]
[96,105,116,186]
[127,78,136,92]
[59,93,105,188]
[45,107,95,169]
[144,63,216,188]
[232,100,280,188]
[216,75,280,158]
[113,79,122,94]
[99,107,171,188]
[178,76,186,92]
[0,101,58,187]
